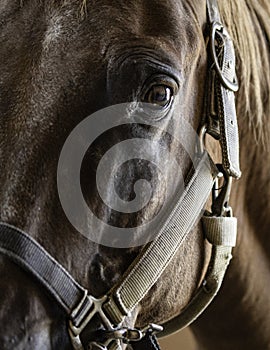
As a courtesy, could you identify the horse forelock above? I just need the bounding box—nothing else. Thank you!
[219,0,270,143]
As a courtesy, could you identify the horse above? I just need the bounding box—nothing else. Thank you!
[0,0,269,349]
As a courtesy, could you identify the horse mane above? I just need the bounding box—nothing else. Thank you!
[219,0,270,142]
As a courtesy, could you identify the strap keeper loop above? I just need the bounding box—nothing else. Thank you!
[202,216,237,247]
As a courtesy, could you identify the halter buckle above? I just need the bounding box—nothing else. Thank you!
[198,124,207,155]
[102,323,163,343]
[68,292,163,350]
[68,294,123,350]
[210,22,239,92]
[211,164,233,217]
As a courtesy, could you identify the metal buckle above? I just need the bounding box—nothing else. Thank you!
[68,294,123,350]
[198,126,233,217]
[102,323,163,343]
[68,292,163,350]
[210,22,239,92]
[137,324,163,340]
[198,124,207,155]
[211,164,233,217]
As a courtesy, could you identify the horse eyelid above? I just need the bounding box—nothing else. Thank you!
[140,75,179,102]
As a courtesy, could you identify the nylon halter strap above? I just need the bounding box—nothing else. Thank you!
[0,1,241,349]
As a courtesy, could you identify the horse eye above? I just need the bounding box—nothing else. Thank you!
[143,85,173,108]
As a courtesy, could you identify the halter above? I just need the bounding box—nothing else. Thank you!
[0,1,241,349]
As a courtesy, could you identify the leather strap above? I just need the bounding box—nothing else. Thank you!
[205,0,241,178]
[207,0,221,23]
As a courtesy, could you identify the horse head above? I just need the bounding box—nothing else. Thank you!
[1,0,269,349]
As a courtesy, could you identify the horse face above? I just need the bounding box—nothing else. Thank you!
[0,1,208,348]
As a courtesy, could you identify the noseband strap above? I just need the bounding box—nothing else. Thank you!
[0,152,218,349]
